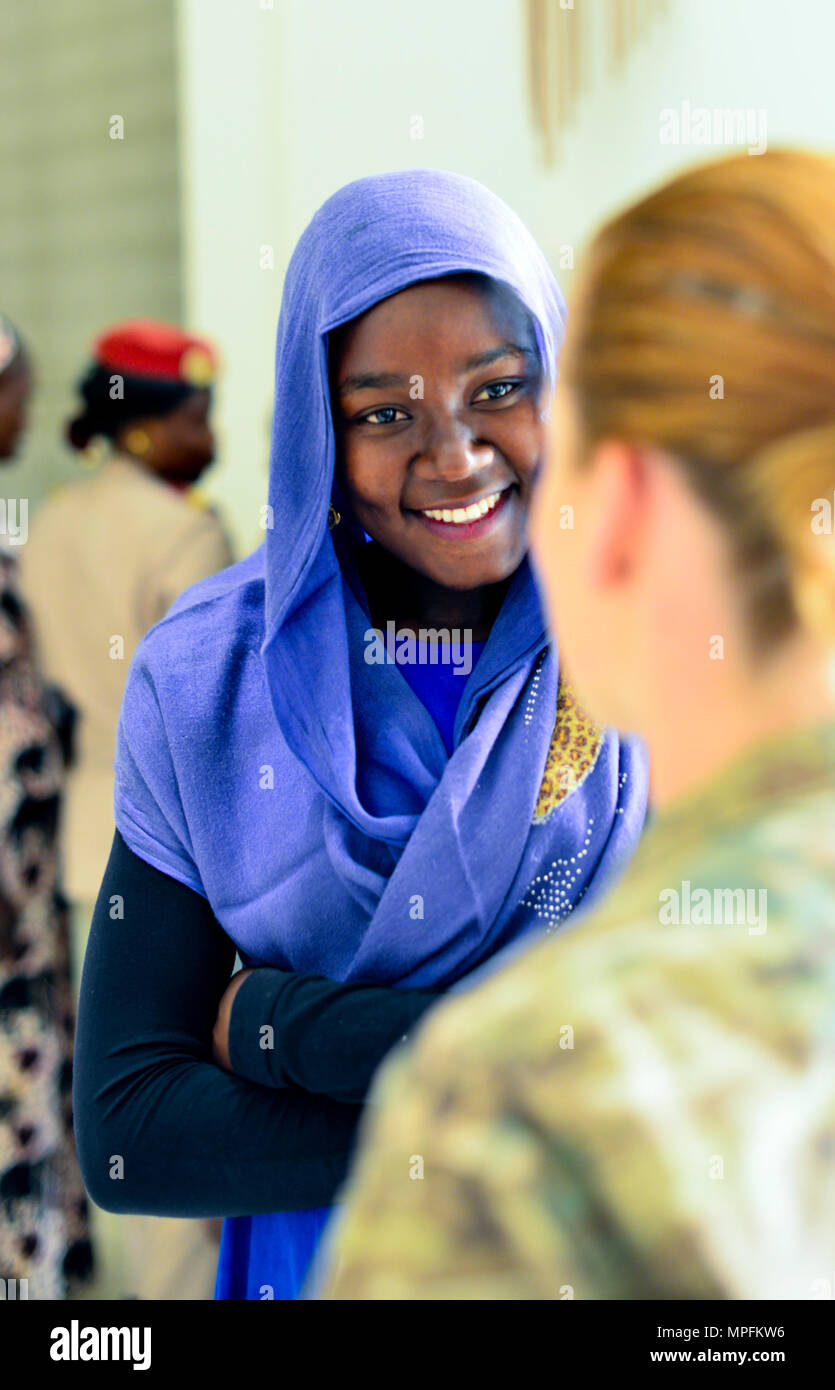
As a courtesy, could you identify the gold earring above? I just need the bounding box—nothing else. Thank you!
[327,503,342,530]
[125,428,152,458]
[81,437,108,470]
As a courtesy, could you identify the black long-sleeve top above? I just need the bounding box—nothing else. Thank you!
[72,830,442,1218]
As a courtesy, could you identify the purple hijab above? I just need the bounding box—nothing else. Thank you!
[114,169,647,995]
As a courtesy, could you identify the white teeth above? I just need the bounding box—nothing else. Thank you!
[421,490,504,524]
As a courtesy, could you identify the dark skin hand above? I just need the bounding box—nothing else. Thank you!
[211,275,548,1069]
[211,966,256,1071]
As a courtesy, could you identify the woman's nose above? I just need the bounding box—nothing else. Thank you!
[421,425,494,481]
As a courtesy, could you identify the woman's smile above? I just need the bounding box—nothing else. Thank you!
[407,480,517,539]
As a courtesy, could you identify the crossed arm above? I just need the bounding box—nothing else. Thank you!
[73,829,441,1217]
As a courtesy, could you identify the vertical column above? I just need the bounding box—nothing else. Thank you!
[174,0,288,555]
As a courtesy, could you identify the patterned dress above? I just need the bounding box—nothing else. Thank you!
[0,543,93,1298]
[317,718,835,1299]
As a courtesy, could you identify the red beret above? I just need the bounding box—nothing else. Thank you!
[92,319,217,386]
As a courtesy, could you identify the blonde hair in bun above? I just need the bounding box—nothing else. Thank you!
[563,148,835,653]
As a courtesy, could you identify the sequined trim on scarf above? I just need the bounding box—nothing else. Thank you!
[532,677,603,824]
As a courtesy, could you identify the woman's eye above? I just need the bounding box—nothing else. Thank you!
[473,380,522,404]
[361,406,409,425]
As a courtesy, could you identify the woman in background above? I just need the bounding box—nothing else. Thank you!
[21,319,235,919]
[0,316,93,1299]
[19,319,235,1299]
[316,148,835,1300]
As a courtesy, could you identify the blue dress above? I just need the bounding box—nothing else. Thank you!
[214,642,487,1299]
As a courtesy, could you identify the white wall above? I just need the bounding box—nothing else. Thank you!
[177,0,835,556]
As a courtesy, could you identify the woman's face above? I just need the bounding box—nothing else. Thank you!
[531,381,588,661]
[331,276,546,593]
[125,389,216,483]
[530,380,637,730]
[0,361,32,460]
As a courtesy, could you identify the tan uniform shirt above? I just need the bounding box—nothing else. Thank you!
[19,453,235,902]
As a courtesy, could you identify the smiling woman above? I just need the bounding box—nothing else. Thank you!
[330,275,543,632]
[73,169,649,1303]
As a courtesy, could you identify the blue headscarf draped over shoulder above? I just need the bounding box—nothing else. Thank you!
[259,168,648,986]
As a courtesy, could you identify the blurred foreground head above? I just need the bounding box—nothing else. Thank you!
[67,318,218,485]
[532,149,835,760]
[0,316,32,459]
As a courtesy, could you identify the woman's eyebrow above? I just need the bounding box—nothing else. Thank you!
[461,344,536,371]
[338,371,407,396]
[338,345,536,396]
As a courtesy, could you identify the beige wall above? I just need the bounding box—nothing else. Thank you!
[0,0,182,515]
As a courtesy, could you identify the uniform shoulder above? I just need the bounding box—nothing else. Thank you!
[406,791,833,1084]
[403,929,587,1079]
[27,459,196,536]
[27,473,97,531]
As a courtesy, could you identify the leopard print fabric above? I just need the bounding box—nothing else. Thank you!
[0,548,93,1298]
[532,677,603,823]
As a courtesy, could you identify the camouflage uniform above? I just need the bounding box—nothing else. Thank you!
[318,720,835,1299]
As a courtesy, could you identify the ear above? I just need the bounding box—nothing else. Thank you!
[116,415,153,447]
[584,438,650,590]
